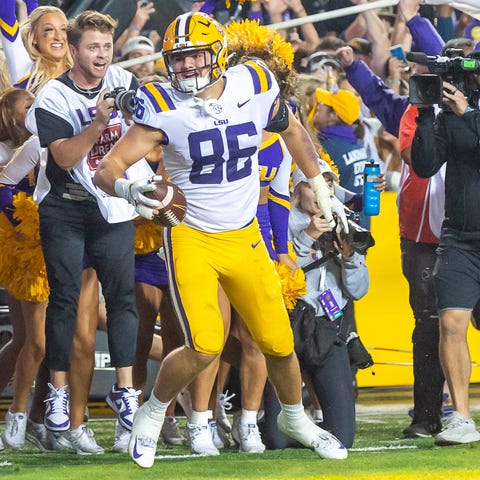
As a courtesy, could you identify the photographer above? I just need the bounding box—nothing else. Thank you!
[287,166,370,448]
[411,76,480,446]
[25,10,154,452]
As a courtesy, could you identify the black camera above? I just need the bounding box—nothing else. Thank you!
[317,207,375,256]
[407,49,480,105]
[104,87,137,114]
[346,332,374,369]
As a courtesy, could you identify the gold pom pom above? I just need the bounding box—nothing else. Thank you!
[274,243,307,310]
[225,19,294,69]
[134,220,163,255]
[0,192,50,302]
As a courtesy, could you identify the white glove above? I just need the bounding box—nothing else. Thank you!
[114,175,162,220]
[330,195,349,235]
[308,173,335,228]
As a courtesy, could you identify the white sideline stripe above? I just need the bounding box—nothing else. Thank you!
[351,445,418,452]
[155,454,202,460]
[154,446,418,458]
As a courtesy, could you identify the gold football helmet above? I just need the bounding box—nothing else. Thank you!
[162,12,228,93]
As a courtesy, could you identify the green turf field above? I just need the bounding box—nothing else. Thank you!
[2,410,480,480]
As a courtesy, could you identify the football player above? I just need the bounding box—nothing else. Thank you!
[95,11,348,468]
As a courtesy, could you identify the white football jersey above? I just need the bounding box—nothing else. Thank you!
[26,65,154,223]
[134,60,280,232]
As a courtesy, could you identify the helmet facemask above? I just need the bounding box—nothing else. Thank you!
[162,12,228,95]
[165,48,220,94]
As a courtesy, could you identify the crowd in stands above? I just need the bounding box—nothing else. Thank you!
[0,0,479,466]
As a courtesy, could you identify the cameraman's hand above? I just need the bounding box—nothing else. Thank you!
[334,234,354,258]
[305,213,332,240]
[331,195,349,235]
[95,88,115,129]
[308,173,335,229]
[442,81,469,115]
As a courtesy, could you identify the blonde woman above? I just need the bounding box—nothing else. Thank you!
[0,2,72,93]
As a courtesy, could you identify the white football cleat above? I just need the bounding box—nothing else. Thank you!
[237,423,265,454]
[185,423,220,456]
[277,411,347,460]
[128,402,164,468]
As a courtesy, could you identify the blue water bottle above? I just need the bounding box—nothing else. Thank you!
[363,160,381,216]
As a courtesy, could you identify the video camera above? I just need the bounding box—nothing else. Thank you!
[104,87,137,114]
[407,49,480,105]
[317,207,375,256]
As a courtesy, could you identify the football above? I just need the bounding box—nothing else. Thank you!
[145,180,187,227]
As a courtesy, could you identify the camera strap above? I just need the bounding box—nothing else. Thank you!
[302,251,335,274]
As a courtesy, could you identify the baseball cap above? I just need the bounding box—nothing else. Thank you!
[291,159,339,190]
[121,36,155,58]
[315,88,360,126]
[348,37,372,57]
[305,51,341,73]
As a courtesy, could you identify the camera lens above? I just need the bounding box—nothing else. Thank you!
[115,90,137,114]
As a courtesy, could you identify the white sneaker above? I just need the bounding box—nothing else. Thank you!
[2,411,27,449]
[106,385,141,431]
[44,383,70,432]
[67,425,104,455]
[237,423,266,454]
[26,419,57,452]
[185,422,220,456]
[209,421,224,449]
[215,391,235,433]
[128,402,164,468]
[435,411,480,446]
[113,419,131,453]
[277,411,347,460]
[50,431,74,451]
[161,416,185,446]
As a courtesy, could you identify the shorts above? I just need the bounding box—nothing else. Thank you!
[135,250,168,288]
[434,244,480,311]
[162,220,294,356]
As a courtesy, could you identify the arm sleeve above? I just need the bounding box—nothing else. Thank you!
[0,136,41,185]
[345,60,409,137]
[406,15,444,56]
[268,191,290,255]
[288,211,315,268]
[35,108,74,147]
[0,27,33,87]
[411,107,445,178]
[340,253,369,300]
[268,145,292,255]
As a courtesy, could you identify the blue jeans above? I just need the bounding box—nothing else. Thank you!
[39,193,138,371]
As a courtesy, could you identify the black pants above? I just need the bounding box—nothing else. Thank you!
[260,342,356,449]
[401,238,444,430]
[39,193,138,372]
